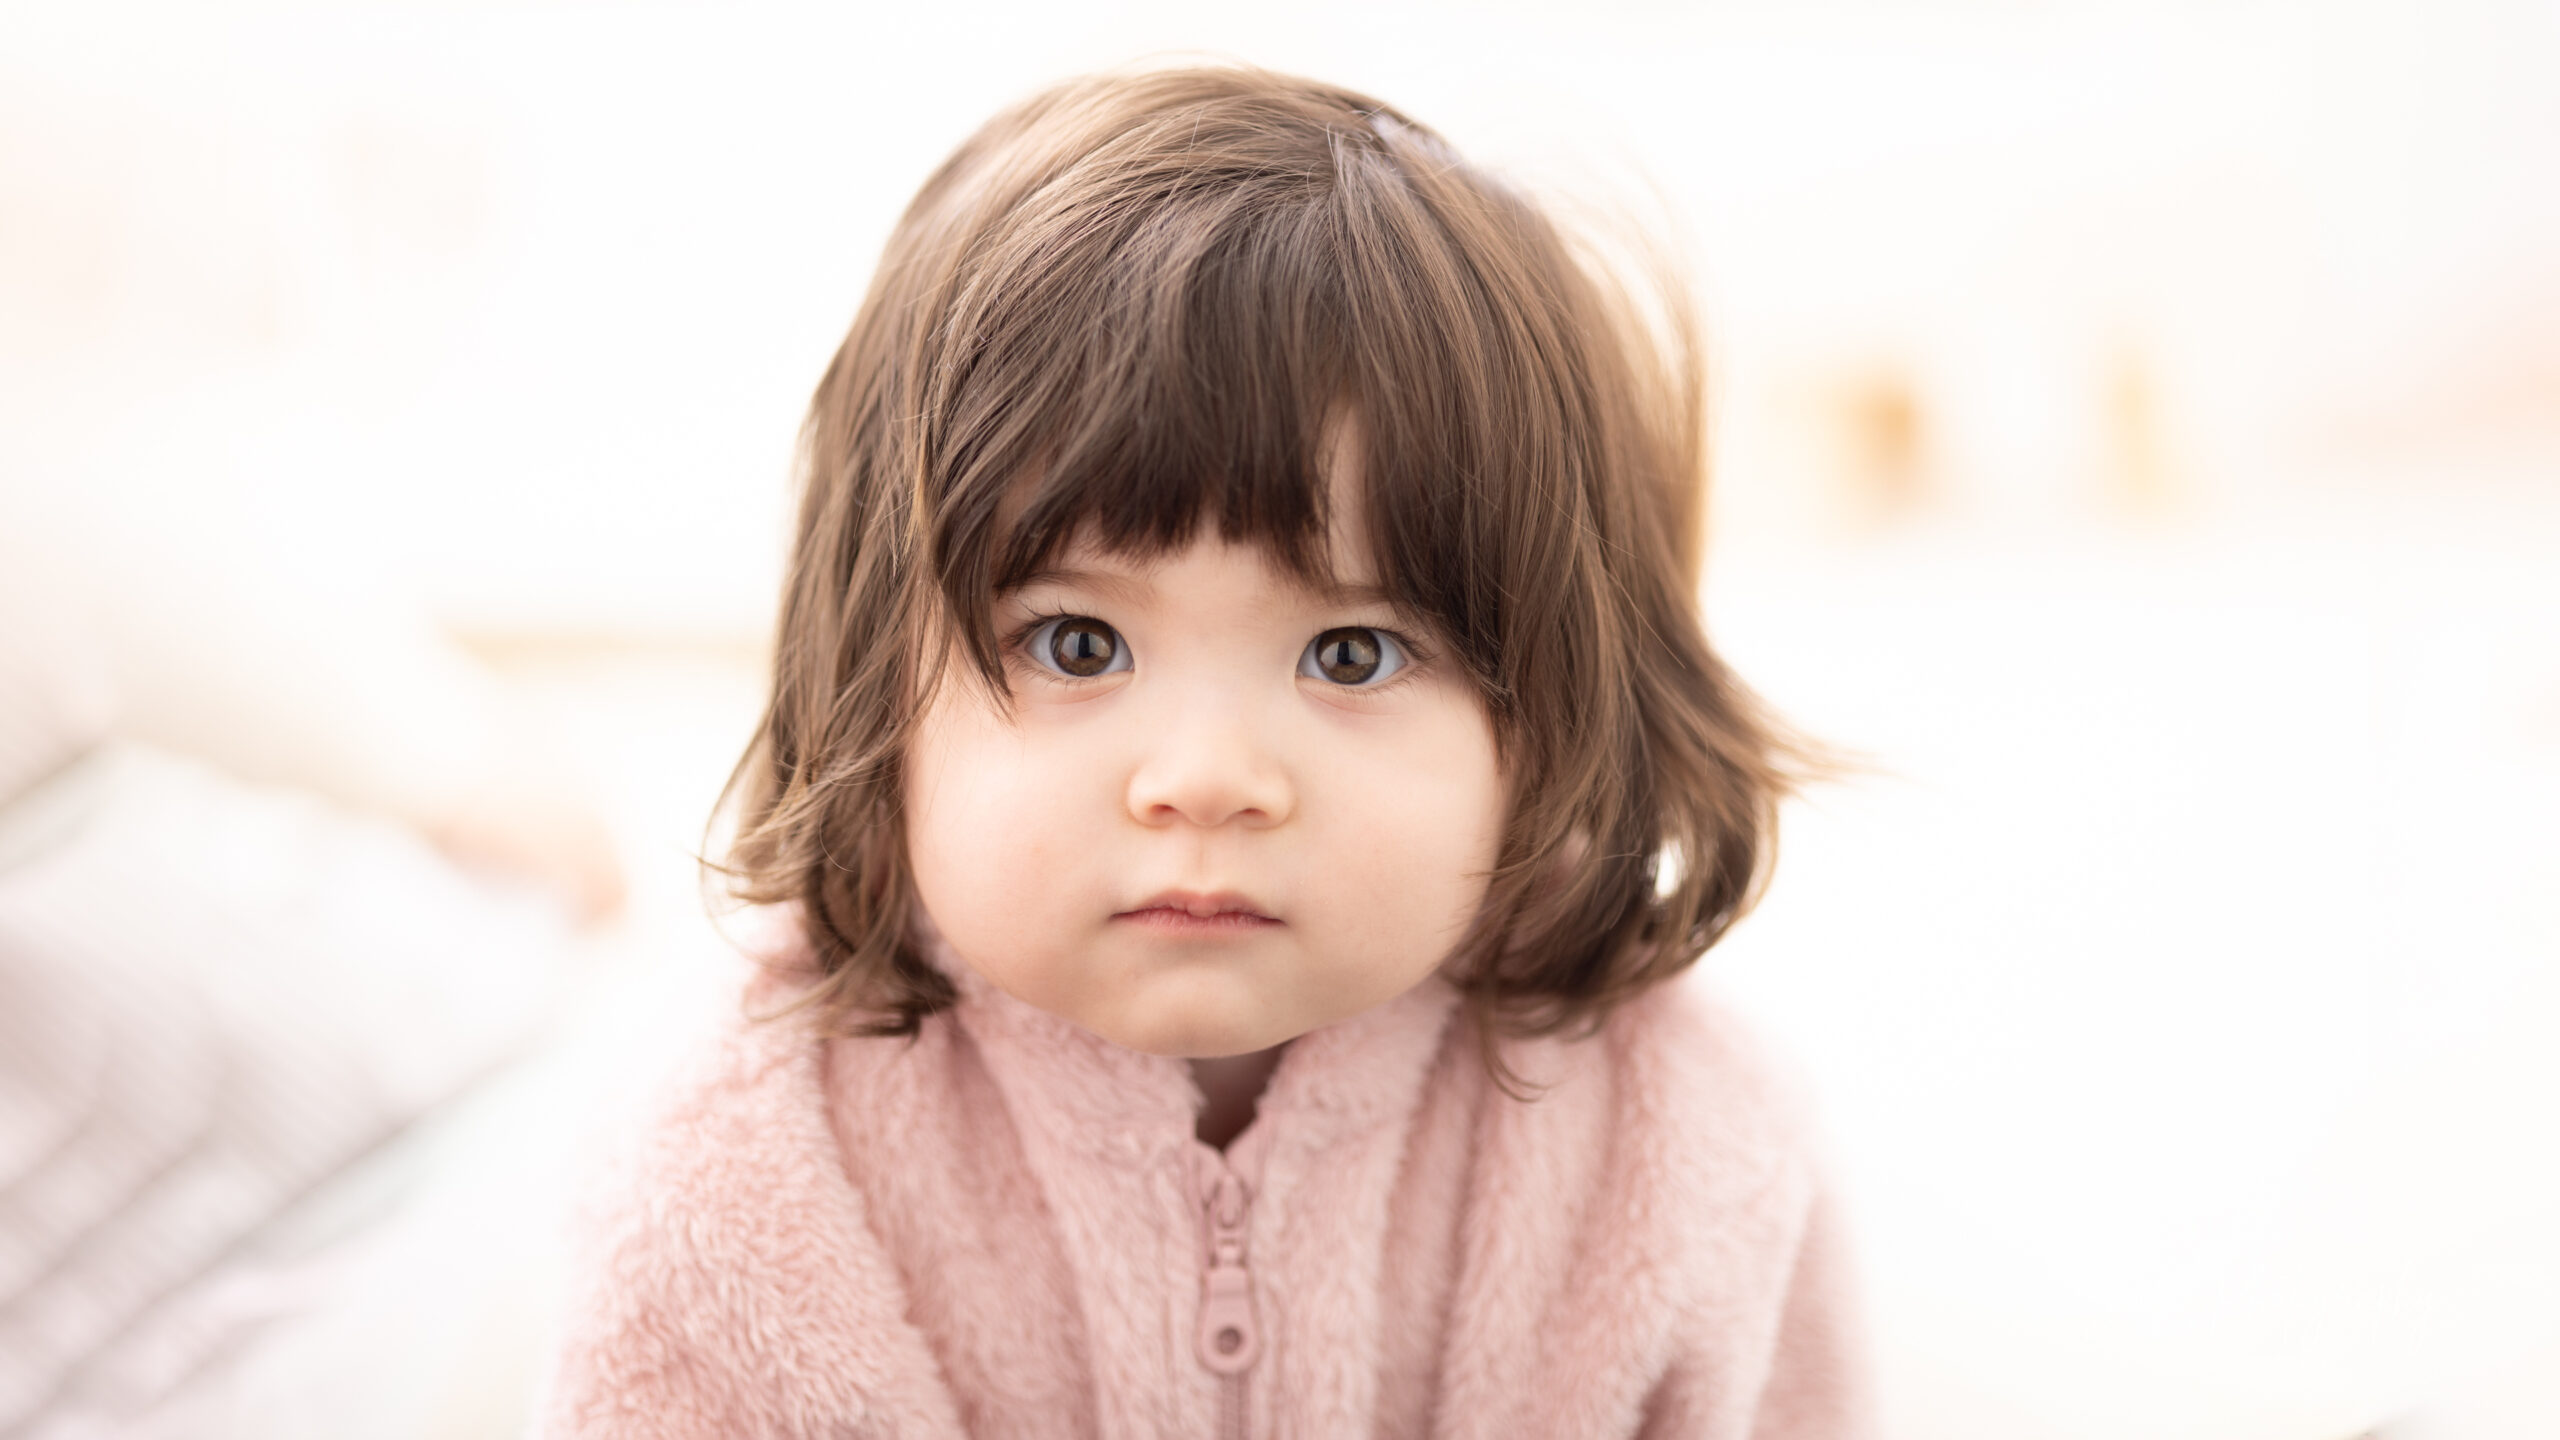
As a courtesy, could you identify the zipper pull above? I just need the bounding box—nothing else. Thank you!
[1196,1170,1260,1374]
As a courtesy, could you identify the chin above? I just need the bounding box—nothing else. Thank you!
[1093,993,1291,1060]
[1096,1018,1263,1061]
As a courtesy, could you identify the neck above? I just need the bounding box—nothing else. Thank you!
[1188,1045,1287,1151]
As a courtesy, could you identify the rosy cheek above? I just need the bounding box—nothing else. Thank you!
[926,726,1106,921]
[910,707,1018,888]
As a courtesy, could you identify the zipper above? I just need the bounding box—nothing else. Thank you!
[1195,1154,1259,1440]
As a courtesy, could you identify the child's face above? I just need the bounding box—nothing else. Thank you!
[904,519,1505,1060]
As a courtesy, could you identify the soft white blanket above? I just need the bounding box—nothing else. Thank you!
[0,746,578,1435]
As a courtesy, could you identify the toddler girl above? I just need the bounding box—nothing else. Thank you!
[545,64,1871,1440]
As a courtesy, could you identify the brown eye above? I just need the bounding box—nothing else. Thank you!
[1301,627,1405,687]
[1038,616,1125,678]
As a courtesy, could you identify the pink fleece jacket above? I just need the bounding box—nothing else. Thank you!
[542,946,1874,1439]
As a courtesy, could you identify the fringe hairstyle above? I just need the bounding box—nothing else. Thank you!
[710,63,1811,1053]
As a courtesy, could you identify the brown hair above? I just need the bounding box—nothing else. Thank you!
[712,63,1808,1050]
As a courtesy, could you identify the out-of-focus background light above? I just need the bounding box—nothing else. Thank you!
[2,2,2553,1437]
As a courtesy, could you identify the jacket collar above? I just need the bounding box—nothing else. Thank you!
[736,900,1462,1170]
[933,934,1462,1174]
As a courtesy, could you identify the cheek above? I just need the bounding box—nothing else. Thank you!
[1309,695,1507,966]
[903,696,1097,951]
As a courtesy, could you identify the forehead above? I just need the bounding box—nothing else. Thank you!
[980,409,1379,599]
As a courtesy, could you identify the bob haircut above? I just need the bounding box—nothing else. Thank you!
[714,63,1806,1049]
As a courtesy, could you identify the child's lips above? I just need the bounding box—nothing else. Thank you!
[1113,890,1283,934]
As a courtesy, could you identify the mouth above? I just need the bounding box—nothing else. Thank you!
[1112,889,1283,935]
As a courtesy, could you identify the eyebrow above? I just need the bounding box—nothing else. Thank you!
[1001,565,1403,613]
[1001,566,1155,605]
[1314,579,1397,608]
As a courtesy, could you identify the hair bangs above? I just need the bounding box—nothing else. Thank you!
[920,110,1559,713]
[921,156,1374,684]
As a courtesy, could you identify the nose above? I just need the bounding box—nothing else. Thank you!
[1124,697,1294,830]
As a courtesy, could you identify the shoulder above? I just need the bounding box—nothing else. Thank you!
[543,995,965,1438]
[581,992,852,1278]
[1603,975,1824,1189]
[1580,976,1827,1279]
[634,996,836,1174]
[1434,978,1847,1427]
[1599,984,1881,1434]
[1475,975,1825,1236]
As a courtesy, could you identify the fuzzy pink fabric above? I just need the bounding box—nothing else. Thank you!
[543,947,1874,1438]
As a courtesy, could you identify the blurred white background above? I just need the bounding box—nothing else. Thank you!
[2,1,2554,1437]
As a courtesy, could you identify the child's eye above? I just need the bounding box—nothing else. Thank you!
[1299,627,1409,687]
[1026,615,1130,679]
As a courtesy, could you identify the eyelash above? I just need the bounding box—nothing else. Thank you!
[1001,609,1434,695]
